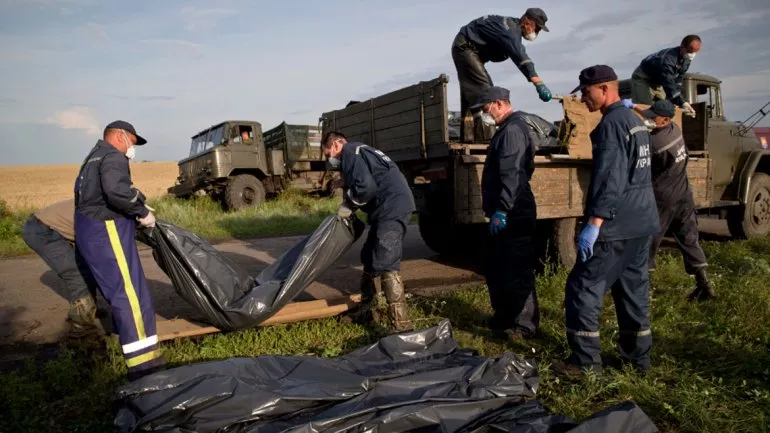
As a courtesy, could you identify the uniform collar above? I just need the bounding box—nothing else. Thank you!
[603,100,626,114]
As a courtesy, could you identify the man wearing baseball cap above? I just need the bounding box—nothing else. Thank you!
[73,120,165,381]
[472,86,540,342]
[555,66,660,377]
[636,99,716,301]
[451,8,552,143]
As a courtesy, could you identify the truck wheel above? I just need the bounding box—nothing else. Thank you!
[224,174,266,211]
[551,217,580,270]
[418,212,452,255]
[727,172,770,239]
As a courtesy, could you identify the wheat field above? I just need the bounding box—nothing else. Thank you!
[0,161,179,211]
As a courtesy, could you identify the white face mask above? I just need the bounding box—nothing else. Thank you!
[523,32,537,41]
[126,145,136,160]
[481,113,496,125]
[685,52,696,61]
[327,156,340,169]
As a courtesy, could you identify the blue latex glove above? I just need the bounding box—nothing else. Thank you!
[577,223,601,262]
[536,83,552,102]
[489,210,508,235]
[622,98,635,109]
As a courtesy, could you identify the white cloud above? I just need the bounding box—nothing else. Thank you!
[42,106,101,136]
[179,7,236,32]
[76,22,109,41]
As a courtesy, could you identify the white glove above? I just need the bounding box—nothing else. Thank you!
[138,211,156,228]
[337,203,353,218]
[145,204,156,212]
[682,102,696,118]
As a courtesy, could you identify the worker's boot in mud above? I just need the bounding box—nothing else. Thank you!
[689,268,717,302]
[381,271,413,332]
[340,272,379,325]
[66,295,101,338]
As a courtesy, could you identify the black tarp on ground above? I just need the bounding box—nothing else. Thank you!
[136,214,365,331]
[113,319,660,433]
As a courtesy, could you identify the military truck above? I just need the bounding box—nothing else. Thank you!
[319,73,769,268]
[168,120,339,211]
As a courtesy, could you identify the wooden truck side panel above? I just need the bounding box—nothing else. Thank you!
[320,75,450,162]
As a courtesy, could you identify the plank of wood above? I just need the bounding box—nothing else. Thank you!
[155,295,362,342]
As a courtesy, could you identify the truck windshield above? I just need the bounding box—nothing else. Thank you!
[189,125,225,157]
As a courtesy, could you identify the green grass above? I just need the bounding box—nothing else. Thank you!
[0,190,340,258]
[2,237,769,432]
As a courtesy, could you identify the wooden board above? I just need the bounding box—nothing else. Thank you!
[558,96,684,160]
[155,294,362,341]
[453,155,593,224]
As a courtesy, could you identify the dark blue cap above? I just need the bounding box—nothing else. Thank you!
[104,120,147,145]
[524,8,549,32]
[641,99,676,118]
[470,86,511,111]
[570,65,618,94]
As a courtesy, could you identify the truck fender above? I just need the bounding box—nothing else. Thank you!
[737,150,770,204]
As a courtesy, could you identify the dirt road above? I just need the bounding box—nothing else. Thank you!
[0,218,732,347]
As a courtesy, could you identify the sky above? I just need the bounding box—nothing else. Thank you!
[1,0,769,165]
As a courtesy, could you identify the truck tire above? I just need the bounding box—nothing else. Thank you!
[224,174,266,211]
[727,172,770,239]
[418,212,452,255]
[551,217,580,270]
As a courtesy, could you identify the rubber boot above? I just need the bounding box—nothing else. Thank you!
[340,272,378,325]
[688,268,716,301]
[381,271,413,332]
[67,295,100,337]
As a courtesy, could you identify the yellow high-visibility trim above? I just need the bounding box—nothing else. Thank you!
[105,220,146,341]
[126,350,161,368]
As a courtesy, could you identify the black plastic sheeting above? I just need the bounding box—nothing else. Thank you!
[113,319,660,433]
[136,214,365,331]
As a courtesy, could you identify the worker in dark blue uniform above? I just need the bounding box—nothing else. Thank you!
[452,8,552,143]
[74,120,165,381]
[321,131,416,332]
[629,99,716,301]
[554,66,660,377]
[630,35,701,118]
[473,86,539,341]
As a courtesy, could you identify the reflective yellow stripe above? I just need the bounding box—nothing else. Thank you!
[105,220,146,340]
[126,350,161,368]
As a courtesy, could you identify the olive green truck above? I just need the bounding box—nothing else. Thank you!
[319,73,770,268]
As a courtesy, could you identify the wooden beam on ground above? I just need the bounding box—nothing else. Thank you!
[155,295,362,342]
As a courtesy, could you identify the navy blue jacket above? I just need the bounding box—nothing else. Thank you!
[74,140,150,221]
[481,113,536,221]
[586,102,660,241]
[639,47,690,107]
[650,122,690,203]
[458,15,537,80]
[340,142,415,223]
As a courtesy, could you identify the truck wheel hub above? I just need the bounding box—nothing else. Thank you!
[752,188,770,224]
[242,188,255,203]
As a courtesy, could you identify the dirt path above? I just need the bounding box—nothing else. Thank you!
[0,218,732,347]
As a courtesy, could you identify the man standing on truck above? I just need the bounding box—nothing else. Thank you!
[74,120,166,381]
[556,66,660,377]
[630,35,701,118]
[452,8,552,143]
[472,86,540,341]
[635,99,716,301]
[321,131,416,333]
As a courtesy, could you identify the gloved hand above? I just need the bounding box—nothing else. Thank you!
[488,210,507,235]
[138,211,156,228]
[622,98,635,109]
[577,223,600,262]
[535,83,552,102]
[337,203,353,218]
[682,102,696,118]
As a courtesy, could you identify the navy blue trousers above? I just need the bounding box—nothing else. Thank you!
[22,215,97,303]
[564,236,653,371]
[361,216,409,275]
[74,212,164,378]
